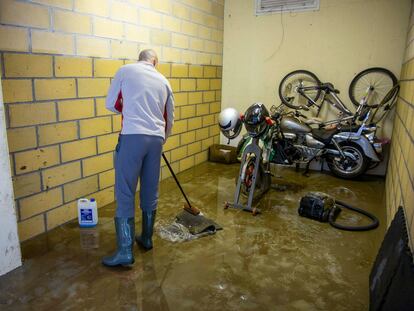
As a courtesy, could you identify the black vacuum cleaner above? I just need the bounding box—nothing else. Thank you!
[298,192,379,231]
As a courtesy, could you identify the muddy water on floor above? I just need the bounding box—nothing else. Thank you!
[0,163,385,310]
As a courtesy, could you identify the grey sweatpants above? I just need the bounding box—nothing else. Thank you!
[114,134,163,218]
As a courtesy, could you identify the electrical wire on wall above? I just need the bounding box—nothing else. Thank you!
[264,7,285,61]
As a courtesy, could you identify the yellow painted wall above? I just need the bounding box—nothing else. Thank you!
[222,0,410,141]
[386,1,414,251]
[0,0,224,241]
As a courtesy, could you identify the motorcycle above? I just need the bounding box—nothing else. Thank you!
[240,103,382,178]
[218,103,383,213]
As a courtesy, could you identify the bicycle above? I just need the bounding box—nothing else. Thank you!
[278,67,398,119]
[277,80,397,172]
[305,82,399,130]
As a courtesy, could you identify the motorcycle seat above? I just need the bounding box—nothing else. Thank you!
[337,124,362,132]
[311,128,339,144]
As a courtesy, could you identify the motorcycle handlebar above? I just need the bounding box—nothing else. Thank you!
[270,104,310,122]
[271,112,281,121]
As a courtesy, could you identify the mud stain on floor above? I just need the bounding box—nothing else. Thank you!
[0,162,386,310]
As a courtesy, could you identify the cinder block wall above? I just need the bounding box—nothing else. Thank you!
[386,1,414,251]
[0,0,224,241]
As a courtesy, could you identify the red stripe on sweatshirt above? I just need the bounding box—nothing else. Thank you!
[114,91,123,112]
[115,91,124,130]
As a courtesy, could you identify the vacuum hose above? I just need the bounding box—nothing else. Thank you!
[328,199,379,231]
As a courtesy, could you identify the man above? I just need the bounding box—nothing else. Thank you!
[102,49,174,267]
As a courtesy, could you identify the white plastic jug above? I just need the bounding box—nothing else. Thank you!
[77,198,98,228]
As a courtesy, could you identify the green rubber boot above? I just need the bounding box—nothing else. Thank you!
[135,210,156,250]
[102,217,135,266]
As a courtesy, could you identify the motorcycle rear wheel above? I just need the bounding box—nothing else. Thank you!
[327,142,369,179]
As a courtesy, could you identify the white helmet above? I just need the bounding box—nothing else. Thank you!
[218,107,242,139]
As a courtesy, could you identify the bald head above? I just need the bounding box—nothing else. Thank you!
[138,49,158,66]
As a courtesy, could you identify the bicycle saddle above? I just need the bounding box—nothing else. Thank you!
[320,83,340,94]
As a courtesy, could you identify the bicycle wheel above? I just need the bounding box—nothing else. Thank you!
[370,84,400,123]
[349,67,397,108]
[278,70,321,110]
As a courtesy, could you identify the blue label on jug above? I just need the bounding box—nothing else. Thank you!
[80,209,93,223]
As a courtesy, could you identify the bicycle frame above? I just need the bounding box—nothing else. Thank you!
[297,85,353,116]
[317,86,374,128]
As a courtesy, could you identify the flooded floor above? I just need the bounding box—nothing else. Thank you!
[0,162,386,310]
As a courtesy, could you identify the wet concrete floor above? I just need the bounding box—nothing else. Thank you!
[0,162,386,310]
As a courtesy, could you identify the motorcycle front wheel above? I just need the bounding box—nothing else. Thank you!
[327,142,369,179]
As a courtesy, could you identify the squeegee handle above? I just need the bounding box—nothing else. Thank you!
[162,152,192,208]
